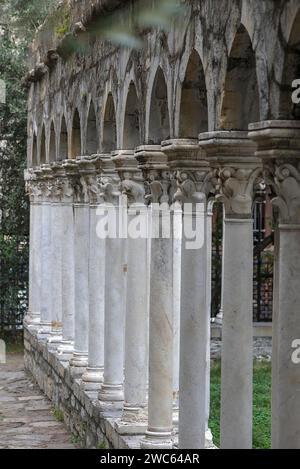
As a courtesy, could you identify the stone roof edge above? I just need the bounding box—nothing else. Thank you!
[23,0,131,88]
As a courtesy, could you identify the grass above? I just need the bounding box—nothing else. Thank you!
[209,360,272,449]
[52,407,64,423]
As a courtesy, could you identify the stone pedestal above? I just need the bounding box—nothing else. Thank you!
[98,155,125,403]
[249,120,300,449]
[200,131,261,449]
[136,146,173,449]
[163,139,214,449]
[113,150,149,434]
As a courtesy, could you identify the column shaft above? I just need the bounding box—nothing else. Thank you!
[220,218,253,449]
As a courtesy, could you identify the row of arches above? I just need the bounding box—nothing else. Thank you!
[31,14,300,166]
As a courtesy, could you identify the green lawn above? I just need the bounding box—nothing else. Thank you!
[209,360,272,449]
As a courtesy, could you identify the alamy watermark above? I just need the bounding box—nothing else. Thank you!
[0,339,6,364]
[0,79,6,104]
[95,201,205,250]
[292,79,300,104]
[291,339,300,365]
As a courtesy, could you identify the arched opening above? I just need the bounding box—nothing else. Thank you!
[148,67,170,144]
[180,50,208,137]
[220,25,259,130]
[59,115,68,161]
[49,121,56,162]
[32,134,37,167]
[123,82,140,149]
[71,109,81,159]
[40,125,46,164]
[102,93,117,152]
[86,102,98,155]
[279,10,300,119]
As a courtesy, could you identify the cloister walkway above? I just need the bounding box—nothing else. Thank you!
[0,353,76,449]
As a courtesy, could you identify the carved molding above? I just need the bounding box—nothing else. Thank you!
[173,169,216,206]
[264,161,300,225]
[217,166,262,217]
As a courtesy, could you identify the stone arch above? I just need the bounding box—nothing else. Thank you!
[49,121,56,163]
[59,115,68,161]
[220,24,260,130]
[123,81,140,150]
[179,49,208,138]
[71,109,82,159]
[102,93,117,153]
[32,132,38,167]
[40,124,46,164]
[279,9,300,119]
[148,67,170,144]
[86,101,98,155]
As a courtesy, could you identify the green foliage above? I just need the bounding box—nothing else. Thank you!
[0,0,57,334]
[54,4,71,39]
[52,407,64,423]
[209,360,272,449]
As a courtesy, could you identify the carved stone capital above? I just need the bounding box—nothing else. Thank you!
[162,139,216,206]
[135,145,173,205]
[199,131,261,217]
[98,154,120,205]
[249,120,300,224]
[112,150,145,205]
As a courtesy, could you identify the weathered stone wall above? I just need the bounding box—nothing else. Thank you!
[24,326,141,449]
[27,0,300,166]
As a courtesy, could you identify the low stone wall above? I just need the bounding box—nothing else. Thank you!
[24,326,141,449]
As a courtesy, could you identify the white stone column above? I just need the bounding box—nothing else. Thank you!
[163,139,214,450]
[98,156,125,403]
[38,165,53,339]
[82,157,105,390]
[249,120,300,449]
[172,200,181,415]
[113,150,148,434]
[136,146,173,449]
[57,161,76,361]
[200,131,261,449]
[205,201,213,446]
[24,170,42,329]
[48,165,64,351]
[70,157,93,374]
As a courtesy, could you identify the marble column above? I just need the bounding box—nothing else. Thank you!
[70,157,94,374]
[136,145,174,449]
[82,156,105,390]
[47,164,64,351]
[163,139,214,449]
[57,160,76,361]
[98,155,126,403]
[24,169,42,329]
[38,164,54,338]
[249,120,300,449]
[172,199,181,423]
[200,131,261,449]
[205,200,213,445]
[113,150,148,434]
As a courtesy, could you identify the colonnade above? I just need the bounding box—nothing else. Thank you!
[25,121,300,449]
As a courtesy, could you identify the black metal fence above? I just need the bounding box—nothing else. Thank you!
[211,198,274,322]
[0,235,29,336]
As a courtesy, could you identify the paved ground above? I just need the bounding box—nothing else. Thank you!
[0,353,76,449]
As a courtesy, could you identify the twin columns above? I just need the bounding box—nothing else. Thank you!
[25,121,300,449]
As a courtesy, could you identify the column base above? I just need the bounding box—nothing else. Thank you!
[56,341,74,362]
[47,334,63,352]
[205,428,215,449]
[37,322,52,341]
[81,367,103,391]
[140,430,173,449]
[98,383,124,402]
[115,405,148,435]
[24,312,40,330]
[70,352,88,376]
